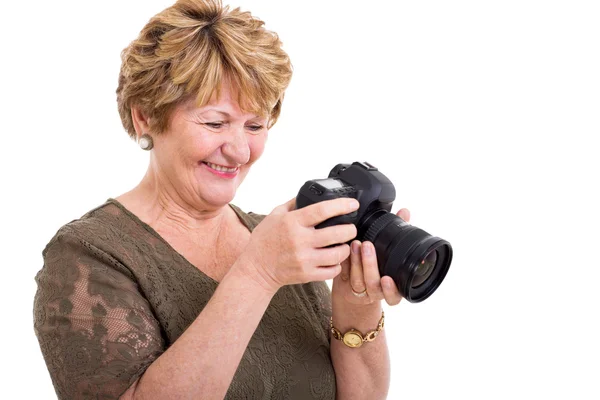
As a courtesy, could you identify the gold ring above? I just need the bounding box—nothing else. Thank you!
[351,287,367,298]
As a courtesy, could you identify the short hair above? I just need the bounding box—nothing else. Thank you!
[116,0,293,139]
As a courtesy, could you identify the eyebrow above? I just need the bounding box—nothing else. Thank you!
[199,108,263,120]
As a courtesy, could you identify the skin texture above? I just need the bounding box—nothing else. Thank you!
[117,81,410,399]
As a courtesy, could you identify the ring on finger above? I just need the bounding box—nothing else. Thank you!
[351,287,368,298]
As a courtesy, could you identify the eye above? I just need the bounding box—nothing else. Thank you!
[246,125,264,133]
[203,122,224,129]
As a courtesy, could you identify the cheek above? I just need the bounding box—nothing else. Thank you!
[189,134,221,158]
[248,135,267,163]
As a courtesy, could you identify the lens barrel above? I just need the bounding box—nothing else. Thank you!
[362,211,452,302]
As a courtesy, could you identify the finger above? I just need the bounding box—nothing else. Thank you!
[396,208,411,223]
[313,243,351,267]
[340,258,351,281]
[381,276,403,306]
[279,197,297,213]
[349,241,366,293]
[362,241,384,300]
[297,198,359,227]
[312,223,357,248]
[311,263,343,281]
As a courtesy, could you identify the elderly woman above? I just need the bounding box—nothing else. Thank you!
[33,0,410,399]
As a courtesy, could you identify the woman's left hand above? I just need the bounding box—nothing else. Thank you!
[332,208,411,306]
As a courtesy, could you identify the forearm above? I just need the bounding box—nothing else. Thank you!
[330,301,390,400]
[125,257,276,400]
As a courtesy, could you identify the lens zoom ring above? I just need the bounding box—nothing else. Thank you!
[364,212,399,243]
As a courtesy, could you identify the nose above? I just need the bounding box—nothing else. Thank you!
[222,124,250,165]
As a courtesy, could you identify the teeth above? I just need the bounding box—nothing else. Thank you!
[205,162,237,173]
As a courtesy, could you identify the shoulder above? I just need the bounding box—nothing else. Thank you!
[229,203,267,231]
[41,199,135,278]
[43,200,106,249]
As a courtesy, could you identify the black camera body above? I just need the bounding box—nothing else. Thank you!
[296,161,395,235]
[296,161,452,303]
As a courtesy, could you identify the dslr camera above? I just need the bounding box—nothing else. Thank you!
[296,161,452,302]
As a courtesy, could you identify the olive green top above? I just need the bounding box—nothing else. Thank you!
[33,198,336,399]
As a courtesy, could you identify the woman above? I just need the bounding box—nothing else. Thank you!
[33,0,410,398]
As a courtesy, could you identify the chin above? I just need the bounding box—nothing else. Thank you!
[195,164,251,205]
[201,190,235,207]
[198,183,239,206]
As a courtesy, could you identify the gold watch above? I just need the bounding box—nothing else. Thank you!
[330,311,385,348]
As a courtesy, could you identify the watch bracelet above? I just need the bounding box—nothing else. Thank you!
[330,311,385,347]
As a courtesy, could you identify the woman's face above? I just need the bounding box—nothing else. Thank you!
[150,83,268,210]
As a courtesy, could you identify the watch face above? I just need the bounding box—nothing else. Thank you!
[343,331,363,348]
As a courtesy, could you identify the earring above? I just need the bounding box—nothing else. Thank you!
[139,133,154,150]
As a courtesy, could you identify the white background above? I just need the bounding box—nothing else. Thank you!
[2,0,599,398]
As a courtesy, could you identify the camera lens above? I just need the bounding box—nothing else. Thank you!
[412,250,437,288]
[360,211,452,302]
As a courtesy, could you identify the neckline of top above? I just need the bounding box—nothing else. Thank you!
[103,198,257,285]
[105,198,256,233]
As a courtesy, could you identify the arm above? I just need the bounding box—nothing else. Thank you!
[123,258,275,399]
[329,208,411,399]
[309,280,389,400]
[34,232,276,400]
[127,196,360,398]
[330,295,390,400]
[330,239,407,400]
[35,198,359,399]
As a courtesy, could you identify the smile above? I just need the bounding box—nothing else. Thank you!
[202,161,239,173]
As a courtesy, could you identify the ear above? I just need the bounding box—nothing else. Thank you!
[131,106,151,140]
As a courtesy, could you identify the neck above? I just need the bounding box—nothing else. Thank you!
[120,167,232,244]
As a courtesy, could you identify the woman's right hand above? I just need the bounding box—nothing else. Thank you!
[237,197,360,293]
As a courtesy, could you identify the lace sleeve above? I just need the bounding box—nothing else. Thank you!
[33,232,165,400]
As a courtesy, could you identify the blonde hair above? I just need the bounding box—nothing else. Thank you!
[116,0,292,139]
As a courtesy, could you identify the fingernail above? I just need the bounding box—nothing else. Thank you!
[383,279,392,289]
[363,242,373,255]
[351,241,359,254]
[347,199,359,209]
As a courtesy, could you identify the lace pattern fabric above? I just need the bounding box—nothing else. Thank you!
[33,199,336,399]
